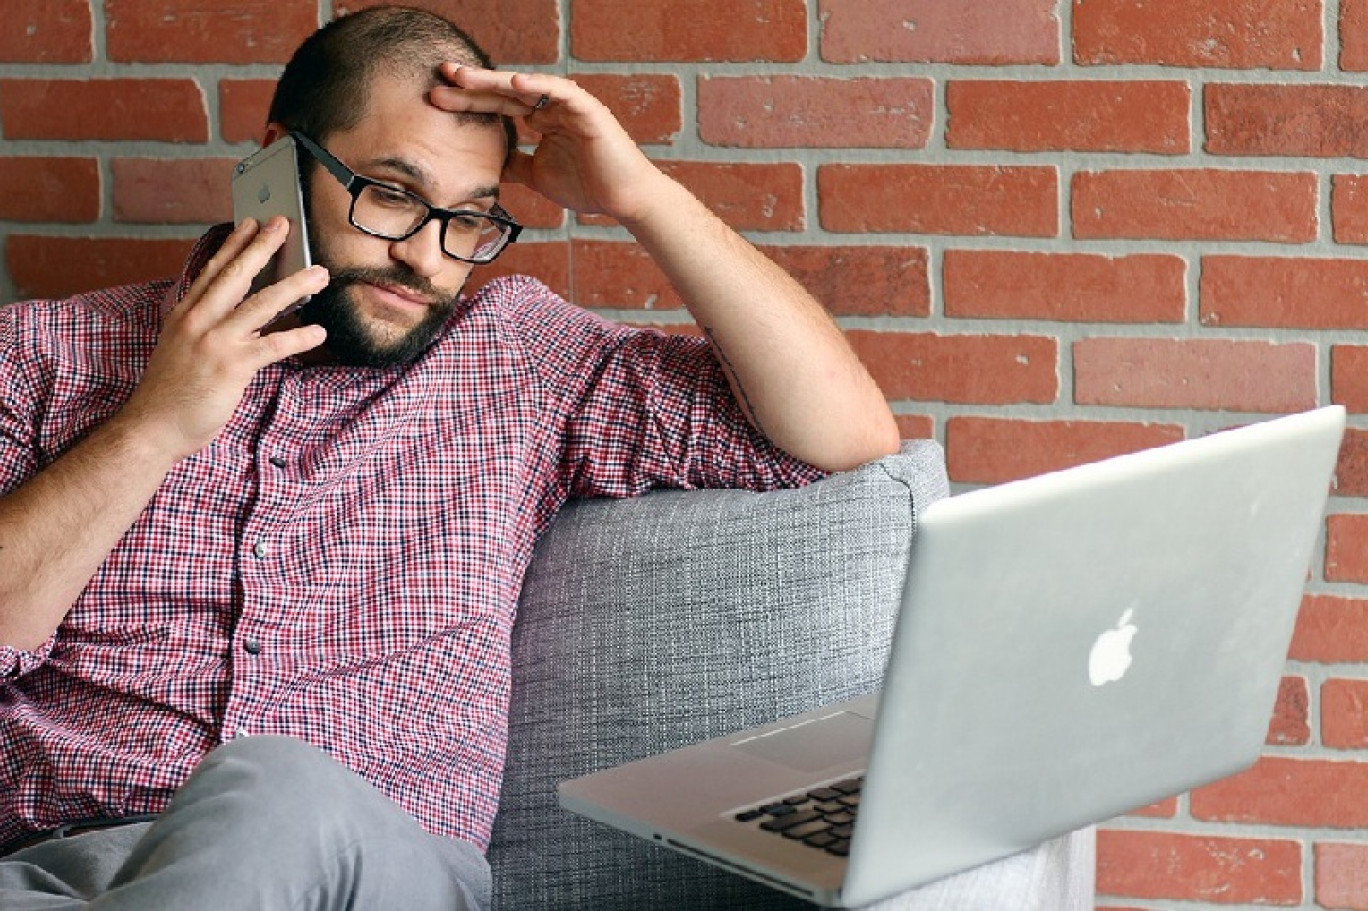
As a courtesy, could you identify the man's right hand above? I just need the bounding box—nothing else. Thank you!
[0,217,329,652]
[119,216,329,462]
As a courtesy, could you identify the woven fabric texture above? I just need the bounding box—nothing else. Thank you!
[489,441,953,908]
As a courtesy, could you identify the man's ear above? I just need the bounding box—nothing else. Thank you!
[261,122,289,147]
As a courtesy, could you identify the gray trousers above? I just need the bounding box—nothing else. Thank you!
[0,735,491,911]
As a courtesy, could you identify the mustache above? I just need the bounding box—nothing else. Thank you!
[324,265,446,304]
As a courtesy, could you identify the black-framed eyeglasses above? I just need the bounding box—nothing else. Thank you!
[290,130,522,265]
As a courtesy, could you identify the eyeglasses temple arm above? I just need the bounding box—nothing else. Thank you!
[289,131,357,191]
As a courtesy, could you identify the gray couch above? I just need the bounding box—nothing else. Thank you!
[488,440,1096,909]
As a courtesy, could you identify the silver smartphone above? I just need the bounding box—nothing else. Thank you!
[231,136,313,314]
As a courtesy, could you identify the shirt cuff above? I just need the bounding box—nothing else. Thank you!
[1,633,55,679]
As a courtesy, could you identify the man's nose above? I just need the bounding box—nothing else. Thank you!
[388,219,445,278]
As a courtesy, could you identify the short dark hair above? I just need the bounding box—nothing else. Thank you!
[268,5,516,159]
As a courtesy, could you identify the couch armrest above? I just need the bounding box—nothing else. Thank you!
[488,441,947,910]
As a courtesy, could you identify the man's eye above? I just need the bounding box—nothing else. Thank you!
[369,186,413,208]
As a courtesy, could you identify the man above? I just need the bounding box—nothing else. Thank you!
[0,6,899,909]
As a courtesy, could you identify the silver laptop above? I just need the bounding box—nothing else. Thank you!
[558,406,1345,908]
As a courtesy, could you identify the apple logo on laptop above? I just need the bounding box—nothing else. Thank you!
[1088,609,1137,686]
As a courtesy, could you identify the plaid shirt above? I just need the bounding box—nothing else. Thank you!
[0,227,821,852]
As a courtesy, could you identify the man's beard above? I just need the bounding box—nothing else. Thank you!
[295,263,460,368]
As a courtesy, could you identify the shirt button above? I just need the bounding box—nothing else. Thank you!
[243,638,262,656]
[252,540,269,559]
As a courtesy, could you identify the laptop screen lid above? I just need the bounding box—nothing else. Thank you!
[842,405,1344,905]
[558,407,1343,908]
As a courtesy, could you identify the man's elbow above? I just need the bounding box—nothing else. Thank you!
[804,414,904,473]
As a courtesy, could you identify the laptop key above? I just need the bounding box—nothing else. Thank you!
[829,778,863,795]
[760,810,823,833]
[826,838,852,857]
[735,809,765,822]
[762,804,796,817]
[781,819,832,840]
[804,832,839,849]
[807,787,843,801]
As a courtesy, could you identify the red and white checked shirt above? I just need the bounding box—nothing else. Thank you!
[0,226,821,852]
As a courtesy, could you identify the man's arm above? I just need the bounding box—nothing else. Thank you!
[432,66,901,473]
[0,219,328,651]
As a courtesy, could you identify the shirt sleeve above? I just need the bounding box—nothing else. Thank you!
[0,303,55,678]
[1,635,56,679]
[497,277,827,499]
[0,303,41,495]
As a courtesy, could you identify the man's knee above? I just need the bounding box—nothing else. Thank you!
[175,735,378,835]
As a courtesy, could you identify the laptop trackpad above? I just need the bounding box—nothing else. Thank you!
[731,711,873,773]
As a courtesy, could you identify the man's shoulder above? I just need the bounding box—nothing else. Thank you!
[2,279,170,339]
[457,273,629,345]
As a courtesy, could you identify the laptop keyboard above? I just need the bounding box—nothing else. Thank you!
[733,776,863,857]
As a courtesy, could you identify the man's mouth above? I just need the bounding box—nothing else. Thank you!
[361,280,435,311]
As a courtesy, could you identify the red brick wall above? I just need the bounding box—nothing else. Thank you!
[3,1,1367,906]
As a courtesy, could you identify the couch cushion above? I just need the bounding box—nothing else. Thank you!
[489,441,949,910]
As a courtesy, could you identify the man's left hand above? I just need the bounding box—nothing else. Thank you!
[430,64,668,227]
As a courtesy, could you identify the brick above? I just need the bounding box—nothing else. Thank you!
[1323,679,1368,750]
[945,417,1183,485]
[1336,428,1368,498]
[1207,84,1368,158]
[106,0,316,64]
[0,79,208,143]
[1327,514,1368,583]
[1333,346,1368,413]
[1072,170,1317,243]
[820,0,1059,65]
[757,245,929,317]
[1073,337,1316,413]
[113,158,236,225]
[571,0,806,62]
[336,0,561,65]
[1201,256,1368,330]
[1130,797,1179,818]
[465,241,570,299]
[571,74,680,145]
[1290,594,1368,663]
[498,182,565,230]
[0,0,91,63]
[220,80,276,145]
[943,250,1186,323]
[1269,676,1310,746]
[893,414,934,440]
[699,76,933,149]
[1317,842,1368,908]
[655,161,804,232]
[819,165,1057,237]
[844,331,1058,405]
[569,241,679,310]
[1333,174,1368,244]
[1192,756,1368,828]
[1345,0,1368,71]
[570,242,925,319]
[1096,829,1302,904]
[0,158,100,224]
[8,236,195,301]
[1074,0,1321,70]
[948,81,1189,154]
